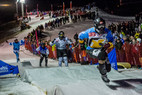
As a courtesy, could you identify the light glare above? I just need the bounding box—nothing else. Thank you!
[0,4,11,7]
[20,0,25,3]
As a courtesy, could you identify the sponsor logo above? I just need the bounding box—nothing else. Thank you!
[89,32,96,36]
[111,62,117,69]
[0,66,9,73]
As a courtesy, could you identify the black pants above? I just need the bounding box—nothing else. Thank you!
[87,49,111,75]
[98,63,111,75]
[86,49,107,60]
[40,54,48,66]
[57,49,67,58]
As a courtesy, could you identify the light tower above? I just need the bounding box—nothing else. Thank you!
[16,0,19,16]
[20,0,25,17]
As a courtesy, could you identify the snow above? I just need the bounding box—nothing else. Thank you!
[1,59,141,95]
[0,77,45,95]
[0,7,142,95]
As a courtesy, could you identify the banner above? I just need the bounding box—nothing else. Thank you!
[0,60,19,76]
[63,2,65,15]
[108,48,118,70]
[26,5,27,17]
[70,1,72,10]
[51,4,53,11]
[37,4,39,16]
[35,30,39,47]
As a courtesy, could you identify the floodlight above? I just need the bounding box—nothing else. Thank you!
[20,0,25,3]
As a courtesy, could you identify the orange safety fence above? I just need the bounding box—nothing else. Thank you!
[24,38,29,50]
[24,39,142,68]
[46,45,54,59]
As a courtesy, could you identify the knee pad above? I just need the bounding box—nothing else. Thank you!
[63,57,68,67]
[58,57,63,66]
[105,62,111,72]
[98,51,107,60]
[99,64,107,75]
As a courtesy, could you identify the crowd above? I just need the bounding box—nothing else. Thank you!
[44,16,69,30]
[21,13,142,69]
[9,4,142,69]
[23,8,95,67]
[108,19,142,68]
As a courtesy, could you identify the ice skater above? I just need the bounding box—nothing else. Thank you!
[78,17,113,83]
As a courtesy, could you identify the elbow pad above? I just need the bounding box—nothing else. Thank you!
[52,39,56,43]
[80,43,86,50]
[79,39,84,44]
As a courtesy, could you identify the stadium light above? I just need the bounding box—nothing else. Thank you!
[20,0,25,3]
[0,4,11,7]
[17,0,20,2]
[16,0,19,17]
[19,0,25,17]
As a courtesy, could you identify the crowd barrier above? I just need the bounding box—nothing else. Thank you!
[118,42,142,67]
[24,39,142,68]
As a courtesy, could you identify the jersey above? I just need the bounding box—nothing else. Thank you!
[9,40,24,52]
[50,37,72,50]
[79,27,113,50]
[36,46,49,55]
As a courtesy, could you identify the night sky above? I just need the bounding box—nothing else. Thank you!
[0,0,142,24]
[0,0,93,24]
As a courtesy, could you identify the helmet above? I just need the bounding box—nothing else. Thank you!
[94,17,105,34]
[58,31,64,39]
[14,39,19,43]
[137,38,141,43]
[41,43,45,48]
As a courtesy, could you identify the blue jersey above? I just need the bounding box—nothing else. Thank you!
[79,27,113,50]
[9,40,24,51]
[36,46,49,55]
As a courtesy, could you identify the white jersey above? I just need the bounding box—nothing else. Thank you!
[50,37,72,50]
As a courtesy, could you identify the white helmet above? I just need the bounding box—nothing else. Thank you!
[137,38,141,43]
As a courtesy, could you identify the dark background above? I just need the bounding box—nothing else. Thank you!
[0,0,142,25]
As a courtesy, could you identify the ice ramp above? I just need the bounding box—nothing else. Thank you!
[22,65,142,95]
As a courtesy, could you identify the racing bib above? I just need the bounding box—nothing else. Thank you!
[92,49,101,57]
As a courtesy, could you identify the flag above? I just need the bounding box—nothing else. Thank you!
[63,2,65,15]
[0,60,19,76]
[37,4,39,16]
[51,4,53,11]
[35,30,39,47]
[70,1,72,10]
[108,48,118,70]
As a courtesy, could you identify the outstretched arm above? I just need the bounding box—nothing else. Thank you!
[36,46,40,52]
[46,49,49,55]
[9,42,13,46]
[49,39,56,46]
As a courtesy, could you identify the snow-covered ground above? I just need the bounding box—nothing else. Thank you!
[0,7,142,95]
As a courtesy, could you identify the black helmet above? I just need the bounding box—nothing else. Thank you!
[94,17,105,34]
[14,39,19,43]
[41,43,45,48]
[58,31,64,39]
